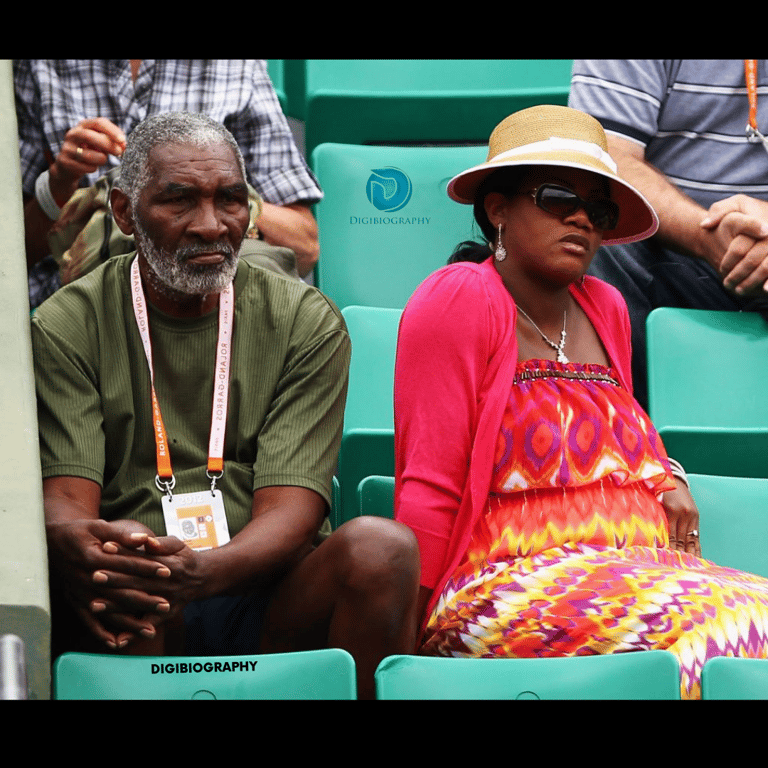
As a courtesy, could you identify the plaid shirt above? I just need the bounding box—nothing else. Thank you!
[14,59,322,205]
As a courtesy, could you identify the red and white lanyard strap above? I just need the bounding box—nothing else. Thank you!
[130,256,234,500]
[745,60,768,154]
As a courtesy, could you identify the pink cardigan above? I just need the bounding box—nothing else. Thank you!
[393,258,634,629]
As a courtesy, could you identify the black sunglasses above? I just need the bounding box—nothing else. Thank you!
[526,183,620,231]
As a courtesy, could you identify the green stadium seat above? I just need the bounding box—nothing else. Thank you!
[54,648,357,699]
[701,657,768,699]
[356,475,395,521]
[687,473,768,578]
[333,307,400,528]
[375,651,681,700]
[302,59,573,158]
[265,60,306,121]
[647,308,768,477]
[265,60,287,114]
[313,142,486,310]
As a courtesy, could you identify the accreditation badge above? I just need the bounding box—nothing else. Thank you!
[162,490,231,551]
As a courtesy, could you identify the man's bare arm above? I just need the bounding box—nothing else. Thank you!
[255,203,319,278]
[607,134,768,294]
[607,135,723,268]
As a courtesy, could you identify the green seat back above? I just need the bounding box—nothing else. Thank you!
[303,59,573,158]
[54,648,357,700]
[333,307,400,527]
[356,475,395,520]
[313,142,487,311]
[266,59,307,121]
[375,651,680,699]
[265,60,287,114]
[701,657,768,699]
[687,473,768,578]
[647,308,768,477]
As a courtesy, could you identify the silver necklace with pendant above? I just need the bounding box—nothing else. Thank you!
[516,307,569,363]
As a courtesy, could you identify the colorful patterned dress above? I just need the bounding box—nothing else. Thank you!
[421,359,768,699]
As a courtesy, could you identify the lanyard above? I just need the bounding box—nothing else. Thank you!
[130,256,234,499]
[745,59,768,154]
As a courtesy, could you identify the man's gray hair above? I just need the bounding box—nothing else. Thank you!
[115,112,247,205]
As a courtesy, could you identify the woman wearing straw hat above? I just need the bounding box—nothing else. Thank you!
[393,105,768,699]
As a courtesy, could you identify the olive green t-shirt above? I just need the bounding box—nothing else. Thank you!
[32,253,350,537]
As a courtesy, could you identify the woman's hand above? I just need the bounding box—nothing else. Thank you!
[662,479,702,557]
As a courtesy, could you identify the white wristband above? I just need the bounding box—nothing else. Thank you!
[34,169,62,221]
[667,457,689,488]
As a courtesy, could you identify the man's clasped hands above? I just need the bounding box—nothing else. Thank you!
[701,194,768,297]
[47,514,200,651]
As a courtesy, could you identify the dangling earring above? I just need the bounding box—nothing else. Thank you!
[495,222,507,262]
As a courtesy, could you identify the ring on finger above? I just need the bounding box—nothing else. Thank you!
[76,146,84,157]
[687,529,699,537]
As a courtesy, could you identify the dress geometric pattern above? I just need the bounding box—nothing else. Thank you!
[421,360,768,699]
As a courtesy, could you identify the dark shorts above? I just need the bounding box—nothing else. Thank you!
[183,587,276,657]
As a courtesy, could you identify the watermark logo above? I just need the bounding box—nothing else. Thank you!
[366,167,412,212]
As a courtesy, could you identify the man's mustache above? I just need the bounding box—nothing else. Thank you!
[176,242,237,261]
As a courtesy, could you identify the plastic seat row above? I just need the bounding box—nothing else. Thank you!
[51,647,768,699]
[267,59,574,159]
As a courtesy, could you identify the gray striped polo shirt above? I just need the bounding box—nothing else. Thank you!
[569,59,768,209]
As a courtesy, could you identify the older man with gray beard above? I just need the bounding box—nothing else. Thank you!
[32,112,419,699]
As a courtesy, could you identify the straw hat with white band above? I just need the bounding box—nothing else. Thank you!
[447,105,659,245]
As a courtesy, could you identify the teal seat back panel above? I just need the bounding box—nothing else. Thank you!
[313,143,487,311]
[702,657,768,699]
[337,432,395,527]
[265,60,286,114]
[356,475,395,520]
[303,60,573,155]
[342,306,401,431]
[375,651,680,700]
[688,473,768,578]
[54,648,357,700]
[306,59,573,95]
[648,308,768,427]
[647,308,768,477]
[266,59,307,120]
[657,429,768,478]
[334,307,401,526]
